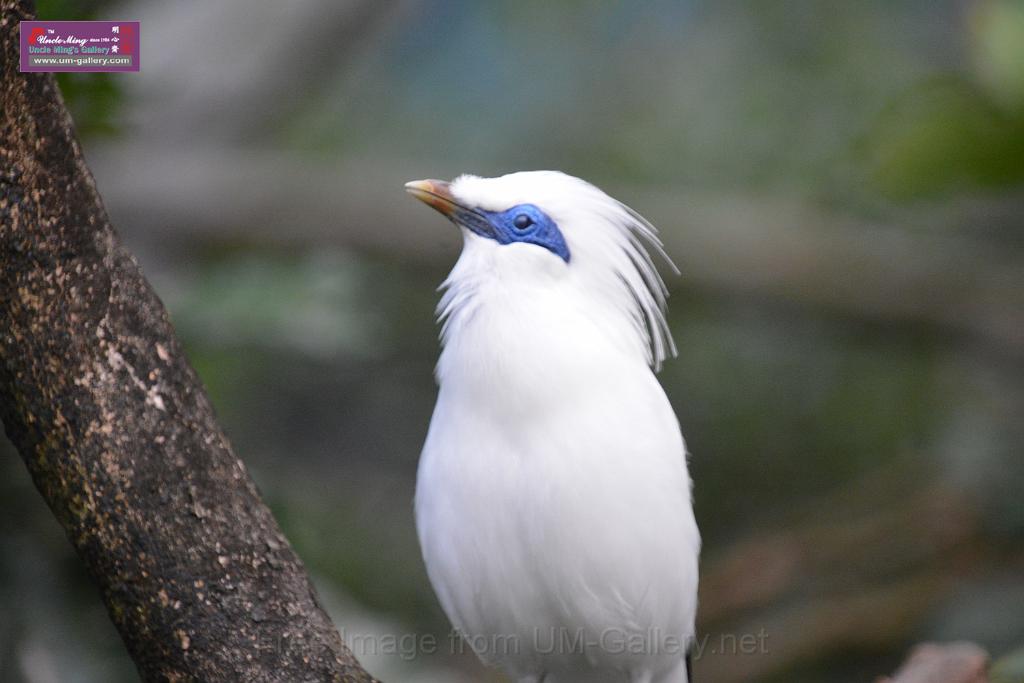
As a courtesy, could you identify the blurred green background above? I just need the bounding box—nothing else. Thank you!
[2,1,1023,681]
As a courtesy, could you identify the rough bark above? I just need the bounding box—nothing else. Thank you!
[0,3,377,681]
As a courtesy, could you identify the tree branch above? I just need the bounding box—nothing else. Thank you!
[880,642,988,683]
[0,3,377,681]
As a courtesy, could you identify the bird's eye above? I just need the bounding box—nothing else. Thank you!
[512,214,533,230]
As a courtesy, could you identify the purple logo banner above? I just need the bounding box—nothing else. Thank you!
[20,20,139,73]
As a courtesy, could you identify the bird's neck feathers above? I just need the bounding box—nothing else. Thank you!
[434,200,677,391]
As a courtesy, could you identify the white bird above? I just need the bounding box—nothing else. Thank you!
[406,171,700,683]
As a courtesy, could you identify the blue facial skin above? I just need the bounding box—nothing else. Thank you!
[452,203,570,263]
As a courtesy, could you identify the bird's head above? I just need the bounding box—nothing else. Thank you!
[405,171,677,370]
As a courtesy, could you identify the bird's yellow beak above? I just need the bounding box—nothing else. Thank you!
[405,179,460,219]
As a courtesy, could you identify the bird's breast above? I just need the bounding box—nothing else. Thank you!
[435,288,652,415]
[415,352,698,673]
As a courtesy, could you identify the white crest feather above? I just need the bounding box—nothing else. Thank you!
[606,198,679,370]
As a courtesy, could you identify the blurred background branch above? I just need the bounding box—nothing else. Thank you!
[883,642,988,683]
[85,146,1024,354]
